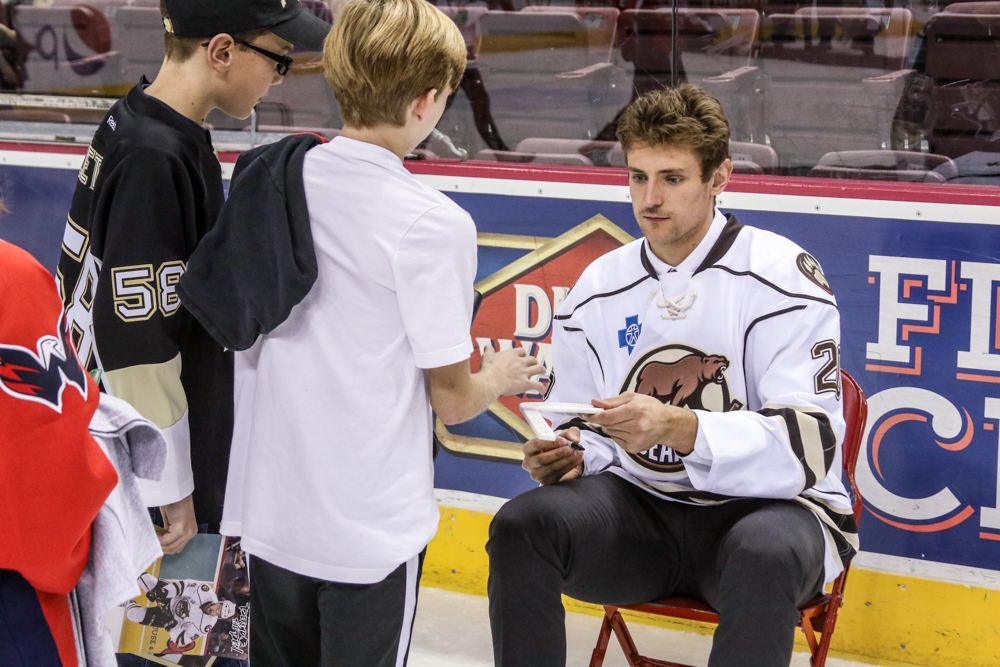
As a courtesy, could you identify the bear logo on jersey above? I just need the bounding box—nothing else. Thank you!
[0,313,89,413]
[636,354,729,409]
[796,252,833,294]
[619,344,743,473]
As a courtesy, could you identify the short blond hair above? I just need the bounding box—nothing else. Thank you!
[617,85,730,183]
[323,0,466,128]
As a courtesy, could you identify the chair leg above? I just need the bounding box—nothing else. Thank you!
[607,607,645,667]
[800,613,820,658]
[590,608,615,667]
[811,598,843,667]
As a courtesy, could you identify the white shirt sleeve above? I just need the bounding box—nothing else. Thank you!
[544,321,620,476]
[136,409,194,507]
[683,303,845,499]
[393,204,477,369]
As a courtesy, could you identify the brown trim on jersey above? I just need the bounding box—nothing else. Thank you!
[553,273,654,321]
[759,406,837,490]
[639,242,658,281]
[701,265,839,308]
[741,305,808,386]
[694,213,744,275]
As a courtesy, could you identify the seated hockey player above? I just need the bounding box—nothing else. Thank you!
[486,85,859,667]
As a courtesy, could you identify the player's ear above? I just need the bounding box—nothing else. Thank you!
[204,33,236,74]
[710,158,732,196]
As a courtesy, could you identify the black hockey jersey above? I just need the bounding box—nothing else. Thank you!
[57,79,233,524]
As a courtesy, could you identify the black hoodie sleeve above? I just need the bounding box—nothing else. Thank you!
[178,134,323,351]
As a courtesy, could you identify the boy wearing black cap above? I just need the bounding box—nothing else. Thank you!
[55,0,330,646]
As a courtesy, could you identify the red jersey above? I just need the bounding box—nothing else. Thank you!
[0,240,118,666]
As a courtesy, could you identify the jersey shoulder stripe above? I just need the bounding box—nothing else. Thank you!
[553,239,654,321]
[700,224,839,307]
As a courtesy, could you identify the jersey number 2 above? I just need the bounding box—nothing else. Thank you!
[811,340,841,399]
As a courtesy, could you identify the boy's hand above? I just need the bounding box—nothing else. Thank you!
[588,393,698,456]
[159,494,198,554]
[522,427,584,486]
[481,346,546,396]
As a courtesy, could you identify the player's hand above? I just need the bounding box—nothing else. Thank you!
[159,494,198,554]
[588,393,698,456]
[522,427,584,485]
[481,346,546,396]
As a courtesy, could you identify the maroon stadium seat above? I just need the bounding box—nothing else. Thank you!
[758,8,913,169]
[923,4,1000,158]
[615,8,760,141]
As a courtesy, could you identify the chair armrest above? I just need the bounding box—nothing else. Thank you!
[701,65,758,84]
[862,69,915,102]
[556,61,612,79]
[71,50,121,66]
[862,68,915,85]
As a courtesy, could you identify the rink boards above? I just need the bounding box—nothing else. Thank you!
[3,144,1000,666]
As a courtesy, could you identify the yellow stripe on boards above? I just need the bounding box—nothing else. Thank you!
[425,503,1000,667]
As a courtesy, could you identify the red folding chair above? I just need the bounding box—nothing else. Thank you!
[589,370,868,667]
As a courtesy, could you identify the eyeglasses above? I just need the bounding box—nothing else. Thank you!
[200,38,293,77]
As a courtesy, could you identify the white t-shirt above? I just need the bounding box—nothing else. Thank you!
[221,136,477,583]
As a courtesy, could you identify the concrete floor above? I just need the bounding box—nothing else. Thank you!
[408,586,886,667]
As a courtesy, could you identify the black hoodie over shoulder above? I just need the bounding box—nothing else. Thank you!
[179,133,324,352]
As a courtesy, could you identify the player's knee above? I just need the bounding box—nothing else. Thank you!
[486,489,558,559]
[722,507,816,582]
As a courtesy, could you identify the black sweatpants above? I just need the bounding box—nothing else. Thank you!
[486,473,826,667]
[249,551,425,667]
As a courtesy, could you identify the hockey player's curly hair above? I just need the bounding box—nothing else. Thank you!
[616,85,731,183]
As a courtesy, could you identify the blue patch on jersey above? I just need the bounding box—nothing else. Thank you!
[618,315,642,354]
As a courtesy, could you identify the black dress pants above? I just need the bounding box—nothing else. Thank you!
[249,551,425,667]
[486,473,826,667]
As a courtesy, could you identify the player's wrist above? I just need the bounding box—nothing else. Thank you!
[667,409,698,455]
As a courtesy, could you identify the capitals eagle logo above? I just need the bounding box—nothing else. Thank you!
[0,313,89,413]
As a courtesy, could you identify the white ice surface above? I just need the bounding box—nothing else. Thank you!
[409,586,892,667]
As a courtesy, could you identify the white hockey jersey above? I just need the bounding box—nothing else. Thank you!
[543,210,858,583]
[138,573,221,646]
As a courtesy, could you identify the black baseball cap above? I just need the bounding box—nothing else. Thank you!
[163,0,332,52]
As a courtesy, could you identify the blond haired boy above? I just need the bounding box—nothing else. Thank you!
[196,1,546,664]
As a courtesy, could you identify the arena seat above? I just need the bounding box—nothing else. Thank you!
[0,109,72,122]
[515,137,619,166]
[475,10,630,146]
[922,3,1000,158]
[808,150,958,183]
[254,1,341,131]
[520,7,619,65]
[477,138,776,171]
[729,140,777,175]
[614,8,761,141]
[114,6,165,85]
[475,148,594,165]
[301,0,333,25]
[938,1,1000,13]
[758,8,913,169]
[47,0,159,7]
[255,56,343,129]
[589,369,868,667]
[255,125,340,140]
[438,6,489,61]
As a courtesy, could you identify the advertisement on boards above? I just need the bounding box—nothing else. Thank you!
[2,153,1000,575]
